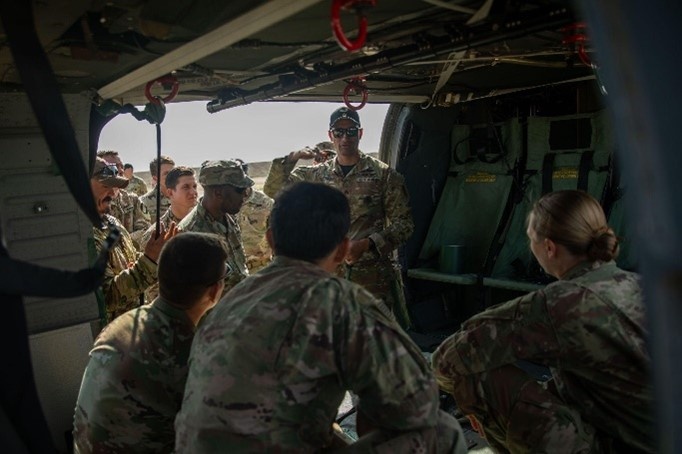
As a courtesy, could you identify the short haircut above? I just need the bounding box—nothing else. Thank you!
[123,163,133,170]
[149,155,175,177]
[165,166,196,190]
[97,150,119,159]
[270,182,350,262]
[158,233,228,307]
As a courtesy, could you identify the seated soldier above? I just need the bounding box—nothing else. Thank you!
[73,233,228,452]
[432,190,653,453]
[175,182,466,453]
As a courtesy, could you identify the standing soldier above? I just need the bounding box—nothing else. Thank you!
[123,163,149,197]
[89,158,176,324]
[178,160,254,293]
[97,151,150,249]
[264,107,414,329]
[140,155,175,219]
[140,166,199,301]
[235,159,274,273]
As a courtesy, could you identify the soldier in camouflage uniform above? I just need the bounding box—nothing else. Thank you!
[74,233,228,453]
[90,158,176,323]
[263,107,414,329]
[123,162,149,196]
[234,159,274,272]
[432,190,653,453]
[140,155,175,219]
[141,166,198,301]
[97,150,151,248]
[238,188,274,272]
[175,182,466,453]
[108,188,150,249]
[178,159,254,293]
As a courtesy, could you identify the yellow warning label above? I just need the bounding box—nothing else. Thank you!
[465,172,496,183]
[553,168,579,180]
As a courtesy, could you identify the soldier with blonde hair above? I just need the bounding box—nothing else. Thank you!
[433,190,653,453]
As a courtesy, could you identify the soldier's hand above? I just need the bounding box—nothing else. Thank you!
[143,222,179,263]
[345,238,371,265]
[288,147,317,162]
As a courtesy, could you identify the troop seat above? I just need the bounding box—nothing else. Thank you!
[484,110,613,291]
[409,118,522,285]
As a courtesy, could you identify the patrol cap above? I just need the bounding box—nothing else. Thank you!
[92,157,129,188]
[329,107,361,128]
[199,159,255,188]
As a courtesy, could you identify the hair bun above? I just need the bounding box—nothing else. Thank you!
[587,227,619,261]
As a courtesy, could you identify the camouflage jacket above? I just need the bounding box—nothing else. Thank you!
[126,175,148,197]
[263,152,414,263]
[140,208,183,302]
[237,189,273,272]
[177,200,248,292]
[73,297,195,453]
[432,260,653,452]
[109,190,150,248]
[92,215,157,323]
[140,187,171,220]
[175,256,441,452]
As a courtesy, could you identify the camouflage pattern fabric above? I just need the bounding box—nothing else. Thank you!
[140,186,171,220]
[73,298,195,453]
[432,260,653,453]
[92,215,157,323]
[237,189,273,272]
[126,175,148,197]
[139,208,183,302]
[263,152,414,328]
[109,190,150,249]
[175,256,465,453]
[177,200,248,292]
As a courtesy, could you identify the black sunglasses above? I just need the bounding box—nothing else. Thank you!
[97,164,119,177]
[330,127,359,138]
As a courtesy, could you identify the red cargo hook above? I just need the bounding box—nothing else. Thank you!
[343,77,368,110]
[144,75,179,104]
[562,23,593,68]
[331,0,376,52]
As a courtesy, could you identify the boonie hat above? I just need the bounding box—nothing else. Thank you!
[199,159,255,188]
[92,157,129,188]
[329,107,361,128]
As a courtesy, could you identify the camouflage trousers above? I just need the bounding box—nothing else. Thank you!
[342,260,412,330]
[451,364,598,453]
[335,410,467,454]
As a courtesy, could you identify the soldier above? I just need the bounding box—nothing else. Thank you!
[175,182,465,453]
[98,151,151,248]
[235,159,274,272]
[140,166,199,301]
[123,162,149,197]
[178,159,254,293]
[89,157,177,323]
[74,232,228,453]
[140,155,175,219]
[263,107,414,329]
[432,190,653,453]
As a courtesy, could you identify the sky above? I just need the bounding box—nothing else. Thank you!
[98,101,389,170]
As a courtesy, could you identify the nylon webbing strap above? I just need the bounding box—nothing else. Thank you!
[542,153,556,194]
[577,149,594,191]
[0,1,101,227]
